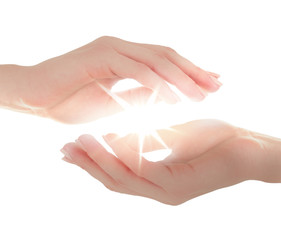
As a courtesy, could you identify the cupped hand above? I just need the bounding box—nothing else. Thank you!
[21,36,221,123]
[61,120,267,205]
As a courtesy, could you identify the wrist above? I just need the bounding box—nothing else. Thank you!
[0,64,39,114]
[232,128,281,183]
[251,132,281,183]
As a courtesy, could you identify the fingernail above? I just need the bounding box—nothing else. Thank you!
[207,71,220,78]
[197,87,207,100]
[62,156,73,163]
[75,139,87,151]
[103,133,118,143]
[78,135,103,150]
[60,148,73,161]
[209,75,223,87]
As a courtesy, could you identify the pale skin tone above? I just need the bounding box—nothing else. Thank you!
[0,36,221,123]
[61,120,281,205]
[1,36,280,205]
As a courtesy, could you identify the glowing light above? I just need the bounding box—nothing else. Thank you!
[83,79,205,162]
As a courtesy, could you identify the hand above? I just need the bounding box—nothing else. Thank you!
[1,36,221,123]
[61,120,281,205]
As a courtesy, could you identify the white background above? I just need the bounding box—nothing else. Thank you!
[0,0,281,239]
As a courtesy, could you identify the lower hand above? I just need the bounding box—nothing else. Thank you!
[61,120,281,205]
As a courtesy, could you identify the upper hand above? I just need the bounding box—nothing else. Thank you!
[21,36,221,123]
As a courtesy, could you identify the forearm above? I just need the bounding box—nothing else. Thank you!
[0,65,34,113]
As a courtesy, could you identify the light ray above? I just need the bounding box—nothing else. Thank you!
[150,131,169,149]
[97,82,131,109]
[95,81,193,163]
[146,88,159,105]
[165,127,181,135]
[138,133,145,172]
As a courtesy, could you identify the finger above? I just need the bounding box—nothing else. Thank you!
[207,71,220,78]
[108,52,180,104]
[76,135,167,199]
[103,133,170,185]
[118,132,171,153]
[122,120,236,157]
[138,43,222,92]
[113,42,206,101]
[61,142,135,194]
[165,53,222,91]
[111,124,189,153]
[116,86,162,106]
[95,85,161,115]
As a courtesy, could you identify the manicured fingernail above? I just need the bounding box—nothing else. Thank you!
[197,87,207,100]
[209,75,223,87]
[190,92,206,102]
[103,133,118,143]
[207,71,220,78]
[79,135,104,150]
[60,148,72,161]
[62,156,73,163]
[75,139,87,151]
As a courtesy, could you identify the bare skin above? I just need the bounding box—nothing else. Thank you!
[61,120,281,205]
[0,36,279,205]
[0,36,221,123]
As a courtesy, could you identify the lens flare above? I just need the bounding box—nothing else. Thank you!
[86,80,199,163]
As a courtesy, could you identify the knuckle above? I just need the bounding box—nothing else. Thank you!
[95,35,116,43]
[160,46,177,57]
[87,42,114,58]
[153,45,177,60]
[164,46,176,53]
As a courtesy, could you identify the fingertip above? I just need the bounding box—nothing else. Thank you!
[75,139,87,152]
[61,142,73,152]
[209,75,223,87]
[207,71,221,78]
[62,156,73,164]
[194,69,222,92]
[78,134,95,143]
[103,133,120,144]
[199,74,222,93]
[189,87,207,102]
[60,142,77,164]
[77,134,100,151]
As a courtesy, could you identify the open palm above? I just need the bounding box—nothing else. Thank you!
[62,119,264,205]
